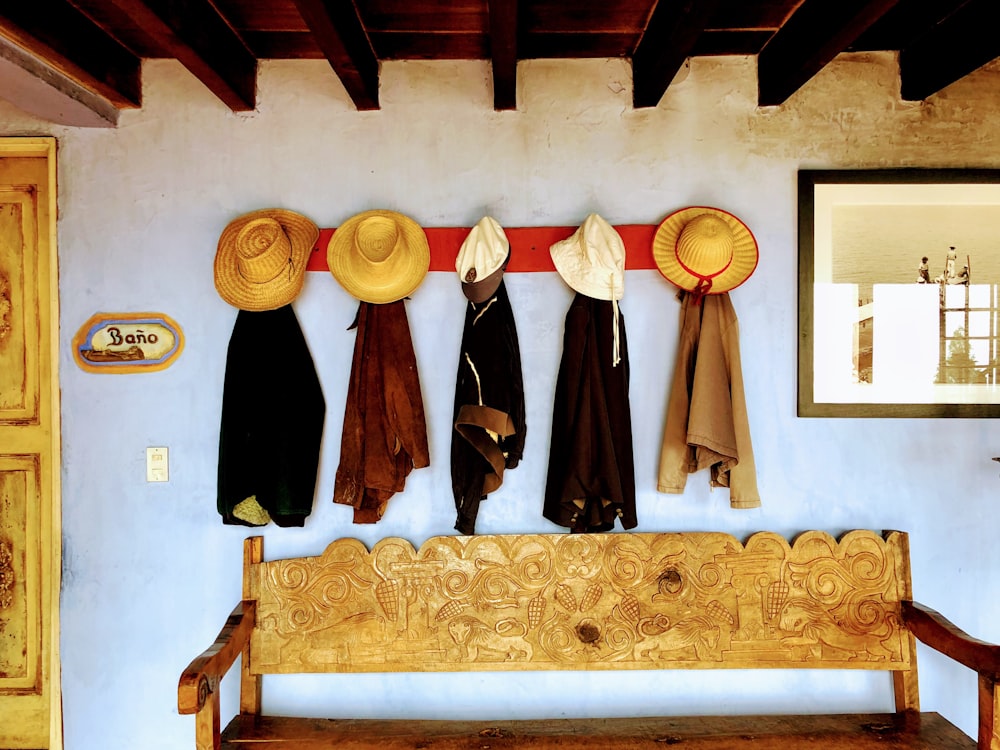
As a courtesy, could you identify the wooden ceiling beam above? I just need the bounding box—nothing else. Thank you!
[0,35,119,127]
[0,0,141,109]
[632,0,724,109]
[757,0,902,107]
[290,0,380,111]
[488,0,518,110]
[104,0,257,112]
[899,0,1000,100]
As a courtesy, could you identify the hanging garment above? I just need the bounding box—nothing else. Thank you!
[657,292,760,508]
[333,300,430,523]
[217,305,325,527]
[543,293,637,532]
[451,282,526,535]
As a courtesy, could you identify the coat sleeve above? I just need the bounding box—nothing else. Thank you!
[657,294,698,493]
[719,297,761,508]
[382,303,431,470]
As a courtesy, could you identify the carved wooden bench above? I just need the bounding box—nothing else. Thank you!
[178,530,1000,749]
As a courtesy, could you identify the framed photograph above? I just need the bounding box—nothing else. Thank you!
[798,168,1000,417]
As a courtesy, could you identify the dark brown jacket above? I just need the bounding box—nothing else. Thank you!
[543,293,637,532]
[451,282,526,534]
[333,300,430,523]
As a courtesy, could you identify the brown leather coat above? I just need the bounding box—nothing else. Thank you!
[333,300,430,523]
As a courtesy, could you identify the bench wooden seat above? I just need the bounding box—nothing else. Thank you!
[219,712,975,749]
[178,531,1000,750]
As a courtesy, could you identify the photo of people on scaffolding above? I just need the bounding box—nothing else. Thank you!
[812,194,1000,406]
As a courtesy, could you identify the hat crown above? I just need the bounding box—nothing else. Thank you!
[236,218,293,283]
[675,213,734,277]
[580,213,624,272]
[550,213,625,300]
[457,216,508,281]
[356,216,400,263]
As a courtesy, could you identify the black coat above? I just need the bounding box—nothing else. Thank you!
[217,305,325,526]
[543,293,636,532]
[451,282,526,535]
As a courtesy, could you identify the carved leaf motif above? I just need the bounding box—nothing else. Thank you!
[766,581,789,621]
[619,593,640,623]
[580,584,603,613]
[0,540,13,609]
[0,273,10,341]
[706,600,736,626]
[435,599,468,621]
[527,592,546,629]
[554,583,577,612]
[375,579,399,622]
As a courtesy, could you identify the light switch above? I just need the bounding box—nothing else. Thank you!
[146,446,169,482]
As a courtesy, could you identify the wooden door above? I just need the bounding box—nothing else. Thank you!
[0,138,61,749]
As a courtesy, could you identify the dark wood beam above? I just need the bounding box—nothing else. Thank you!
[632,0,724,109]
[899,0,1000,101]
[0,0,141,109]
[105,0,257,112]
[290,0,380,111]
[757,0,901,107]
[0,35,120,126]
[488,0,518,110]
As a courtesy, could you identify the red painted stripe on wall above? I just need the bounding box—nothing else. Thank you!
[307,225,660,273]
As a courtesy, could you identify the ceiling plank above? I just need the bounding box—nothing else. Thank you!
[632,0,725,108]
[290,0,380,110]
[899,0,1000,100]
[0,35,119,127]
[488,0,518,110]
[757,0,902,106]
[104,0,257,111]
[0,0,141,109]
[850,0,967,51]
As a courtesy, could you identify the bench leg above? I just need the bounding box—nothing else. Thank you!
[194,677,221,750]
[979,674,1000,750]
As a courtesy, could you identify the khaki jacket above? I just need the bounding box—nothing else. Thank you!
[657,292,760,508]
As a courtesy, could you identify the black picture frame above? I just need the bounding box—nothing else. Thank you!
[798,168,1000,417]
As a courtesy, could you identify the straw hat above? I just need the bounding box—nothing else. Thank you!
[456,217,510,303]
[550,213,625,301]
[652,206,758,296]
[328,210,430,304]
[214,208,319,311]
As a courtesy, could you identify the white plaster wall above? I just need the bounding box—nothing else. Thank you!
[2,52,1000,748]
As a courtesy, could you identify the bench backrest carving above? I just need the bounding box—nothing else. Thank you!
[244,530,913,675]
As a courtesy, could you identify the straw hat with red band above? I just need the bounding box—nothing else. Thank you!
[214,208,319,311]
[328,209,430,304]
[652,206,758,298]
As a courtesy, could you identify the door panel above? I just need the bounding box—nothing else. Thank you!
[0,189,38,421]
[0,139,60,750]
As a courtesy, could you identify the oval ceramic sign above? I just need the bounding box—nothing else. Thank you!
[73,312,184,373]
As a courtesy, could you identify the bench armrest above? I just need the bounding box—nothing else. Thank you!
[902,600,1000,750]
[901,600,1000,677]
[177,600,256,714]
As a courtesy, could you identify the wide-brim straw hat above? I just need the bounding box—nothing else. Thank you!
[328,209,430,304]
[652,206,758,295]
[214,208,319,311]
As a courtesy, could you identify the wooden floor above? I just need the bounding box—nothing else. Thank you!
[221,711,975,748]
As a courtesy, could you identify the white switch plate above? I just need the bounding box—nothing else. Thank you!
[146,446,169,482]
